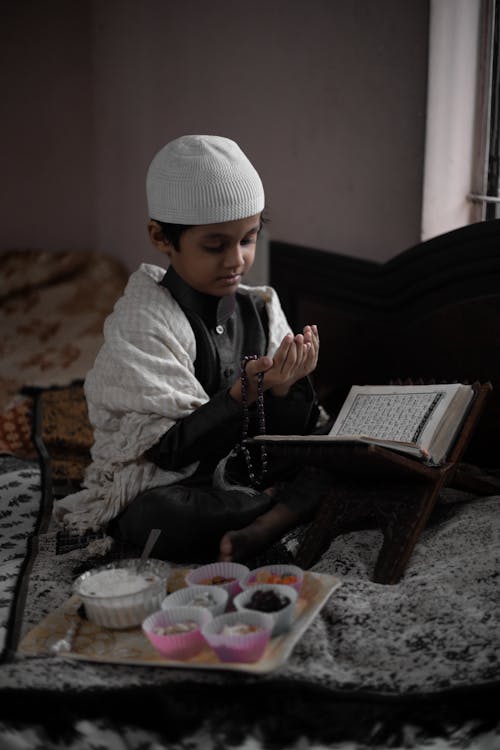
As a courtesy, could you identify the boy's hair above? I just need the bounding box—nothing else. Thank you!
[155,221,191,251]
[154,213,268,252]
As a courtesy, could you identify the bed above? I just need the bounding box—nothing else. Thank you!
[0,226,499,750]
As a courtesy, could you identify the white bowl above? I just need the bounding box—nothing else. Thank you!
[73,558,171,629]
[161,584,228,617]
[233,583,298,636]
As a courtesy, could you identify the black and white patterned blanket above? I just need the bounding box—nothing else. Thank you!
[0,457,41,659]
[0,456,499,748]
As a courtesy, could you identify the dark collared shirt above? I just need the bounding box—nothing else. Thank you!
[160,267,268,396]
[146,267,318,477]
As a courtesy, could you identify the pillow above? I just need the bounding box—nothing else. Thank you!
[0,249,88,301]
[0,249,129,413]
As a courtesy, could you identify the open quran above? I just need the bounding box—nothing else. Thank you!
[255,383,475,466]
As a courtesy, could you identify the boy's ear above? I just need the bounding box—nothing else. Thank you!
[148,221,172,256]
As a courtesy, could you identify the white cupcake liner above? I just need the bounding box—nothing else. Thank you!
[161,584,228,617]
[233,583,298,636]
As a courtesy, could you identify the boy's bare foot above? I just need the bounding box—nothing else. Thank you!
[219,528,257,562]
[218,503,300,562]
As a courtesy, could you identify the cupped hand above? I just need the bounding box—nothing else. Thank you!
[268,324,319,396]
[229,325,319,403]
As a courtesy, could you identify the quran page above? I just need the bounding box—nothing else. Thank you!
[330,385,457,443]
[255,383,474,465]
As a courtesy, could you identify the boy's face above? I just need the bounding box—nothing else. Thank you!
[150,214,260,297]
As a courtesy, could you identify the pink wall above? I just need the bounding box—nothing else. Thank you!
[0,1,95,253]
[1,0,429,270]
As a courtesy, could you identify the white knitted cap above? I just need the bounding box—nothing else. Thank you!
[146,135,265,224]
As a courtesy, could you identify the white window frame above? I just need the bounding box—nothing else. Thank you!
[421,0,488,241]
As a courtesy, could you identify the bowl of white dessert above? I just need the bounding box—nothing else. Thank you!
[161,584,229,617]
[73,558,171,629]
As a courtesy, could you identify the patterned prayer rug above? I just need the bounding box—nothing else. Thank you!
[0,457,499,748]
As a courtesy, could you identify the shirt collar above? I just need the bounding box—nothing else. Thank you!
[160,267,236,326]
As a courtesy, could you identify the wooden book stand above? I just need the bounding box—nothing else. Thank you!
[263,382,492,584]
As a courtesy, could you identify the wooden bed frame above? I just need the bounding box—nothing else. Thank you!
[269,218,500,469]
[268,219,500,582]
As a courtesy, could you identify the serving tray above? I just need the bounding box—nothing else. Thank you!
[18,571,341,674]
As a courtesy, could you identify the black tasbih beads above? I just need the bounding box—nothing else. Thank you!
[239,355,268,488]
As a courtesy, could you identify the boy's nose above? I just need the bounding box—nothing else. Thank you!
[224,243,245,267]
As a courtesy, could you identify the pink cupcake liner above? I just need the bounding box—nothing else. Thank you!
[241,564,304,593]
[201,610,273,663]
[142,606,212,660]
[185,562,249,600]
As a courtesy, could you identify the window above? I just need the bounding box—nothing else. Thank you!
[469,0,500,220]
[421,0,499,239]
[470,0,500,220]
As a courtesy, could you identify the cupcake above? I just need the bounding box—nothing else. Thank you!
[201,610,273,663]
[241,564,304,593]
[142,606,212,660]
[233,583,298,636]
[185,562,249,599]
[161,584,228,617]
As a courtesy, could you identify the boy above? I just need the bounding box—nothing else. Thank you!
[54,135,326,563]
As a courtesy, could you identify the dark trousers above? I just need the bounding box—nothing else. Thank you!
[113,465,330,564]
[114,483,273,563]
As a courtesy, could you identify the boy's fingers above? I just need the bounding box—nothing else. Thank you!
[275,334,293,355]
[306,324,319,342]
[280,341,297,372]
[266,327,320,385]
[246,356,273,377]
[273,334,293,368]
[282,333,294,352]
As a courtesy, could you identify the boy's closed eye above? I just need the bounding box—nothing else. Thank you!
[202,234,258,253]
[202,244,226,253]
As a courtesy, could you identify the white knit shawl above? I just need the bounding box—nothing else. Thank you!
[53,263,292,533]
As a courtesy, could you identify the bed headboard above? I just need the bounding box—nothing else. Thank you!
[269,219,500,467]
